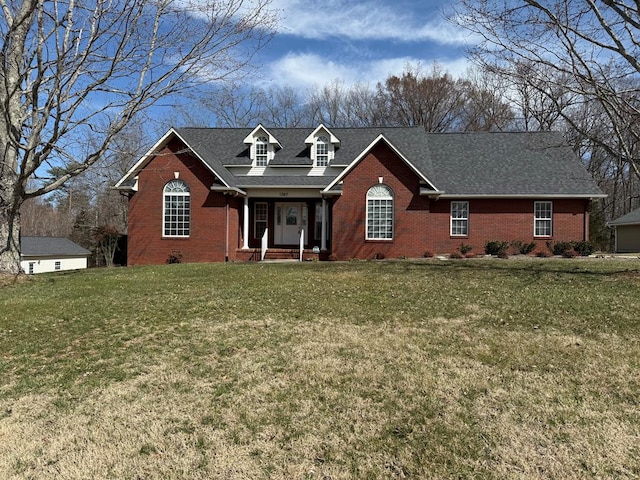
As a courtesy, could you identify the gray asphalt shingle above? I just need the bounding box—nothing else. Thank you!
[21,237,91,257]
[121,126,602,198]
[609,207,640,226]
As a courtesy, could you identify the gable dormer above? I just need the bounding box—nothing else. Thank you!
[243,125,282,167]
[305,125,340,167]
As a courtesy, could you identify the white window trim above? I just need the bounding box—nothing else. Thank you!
[534,201,553,237]
[253,136,270,167]
[314,135,331,167]
[366,184,394,241]
[254,202,268,239]
[163,179,191,238]
[450,201,469,237]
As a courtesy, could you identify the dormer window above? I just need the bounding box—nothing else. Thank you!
[316,136,329,166]
[255,136,268,166]
[305,125,340,167]
[243,125,281,167]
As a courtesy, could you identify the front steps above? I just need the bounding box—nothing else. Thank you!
[235,248,323,262]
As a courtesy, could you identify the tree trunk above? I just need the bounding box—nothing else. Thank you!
[0,200,22,275]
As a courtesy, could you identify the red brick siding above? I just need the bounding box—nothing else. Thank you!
[127,139,241,265]
[331,142,430,260]
[331,142,591,259]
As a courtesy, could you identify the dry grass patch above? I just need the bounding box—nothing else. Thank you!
[0,259,639,478]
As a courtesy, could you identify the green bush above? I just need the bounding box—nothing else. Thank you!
[458,243,473,255]
[573,240,595,256]
[485,241,509,256]
[552,241,574,256]
[511,240,537,255]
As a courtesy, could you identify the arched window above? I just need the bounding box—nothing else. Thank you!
[255,136,269,166]
[163,180,190,237]
[315,135,329,166]
[366,184,393,240]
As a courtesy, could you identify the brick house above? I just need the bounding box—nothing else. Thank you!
[114,125,605,264]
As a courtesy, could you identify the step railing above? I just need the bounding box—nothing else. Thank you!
[299,229,304,262]
[260,228,268,261]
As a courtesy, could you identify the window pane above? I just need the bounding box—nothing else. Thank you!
[450,201,469,236]
[534,202,552,236]
[254,203,268,239]
[164,180,190,237]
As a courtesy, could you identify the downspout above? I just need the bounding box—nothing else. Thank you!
[225,196,229,262]
[583,200,589,242]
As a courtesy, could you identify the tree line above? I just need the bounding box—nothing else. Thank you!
[13,0,640,272]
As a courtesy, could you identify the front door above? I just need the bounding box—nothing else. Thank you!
[275,203,308,245]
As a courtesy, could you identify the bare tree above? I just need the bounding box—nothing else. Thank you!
[458,68,514,131]
[376,65,469,132]
[0,0,275,273]
[451,0,640,180]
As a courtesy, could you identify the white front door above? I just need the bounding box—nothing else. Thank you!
[275,203,308,245]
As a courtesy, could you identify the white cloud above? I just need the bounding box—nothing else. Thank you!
[258,52,472,90]
[271,0,474,45]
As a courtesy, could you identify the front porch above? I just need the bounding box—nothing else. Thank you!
[240,196,331,252]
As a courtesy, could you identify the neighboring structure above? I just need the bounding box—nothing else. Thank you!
[20,237,91,274]
[114,125,605,264]
[608,207,640,253]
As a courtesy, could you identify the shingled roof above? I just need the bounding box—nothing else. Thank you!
[608,207,640,226]
[422,131,603,197]
[21,237,91,257]
[115,126,604,198]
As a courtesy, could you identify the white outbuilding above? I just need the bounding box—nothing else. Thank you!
[20,237,91,274]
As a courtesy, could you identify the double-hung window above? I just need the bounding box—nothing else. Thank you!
[254,202,267,239]
[534,201,552,237]
[315,136,329,166]
[164,180,191,237]
[450,201,469,236]
[255,136,268,166]
[366,185,394,240]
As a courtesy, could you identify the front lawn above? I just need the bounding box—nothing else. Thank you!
[0,259,638,478]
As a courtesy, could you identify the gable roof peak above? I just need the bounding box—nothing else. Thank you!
[243,124,282,148]
[304,124,340,144]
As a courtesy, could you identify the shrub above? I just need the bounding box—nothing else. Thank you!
[552,241,574,256]
[373,252,385,260]
[511,240,537,255]
[485,241,509,256]
[166,251,183,264]
[449,251,463,259]
[465,252,477,259]
[423,250,434,258]
[458,243,473,255]
[573,240,595,256]
[497,250,509,259]
[536,250,551,258]
[562,249,577,258]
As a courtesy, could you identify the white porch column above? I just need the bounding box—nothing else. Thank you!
[321,198,327,251]
[242,197,249,249]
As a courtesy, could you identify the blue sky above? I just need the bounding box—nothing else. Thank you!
[252,0,475,90]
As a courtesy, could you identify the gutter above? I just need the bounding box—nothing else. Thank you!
[210,185,247,196]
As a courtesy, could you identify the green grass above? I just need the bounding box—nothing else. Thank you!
[0,259,639,478]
